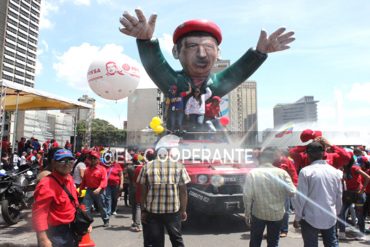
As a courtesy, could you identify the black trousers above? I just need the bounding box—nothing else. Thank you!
[46,224,78,247]
[143,212,184,247]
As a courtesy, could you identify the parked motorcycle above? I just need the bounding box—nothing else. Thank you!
[0,163,37,225]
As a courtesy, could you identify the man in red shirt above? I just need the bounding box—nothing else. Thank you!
[79,151,109,226]
[338,156,370,240]
[32,148,79,247]
[289,130,351,172]
[102,153,123,216]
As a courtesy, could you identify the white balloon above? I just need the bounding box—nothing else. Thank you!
[87,55,140,100]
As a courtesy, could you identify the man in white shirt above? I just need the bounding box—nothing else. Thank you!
[293,141,342,247]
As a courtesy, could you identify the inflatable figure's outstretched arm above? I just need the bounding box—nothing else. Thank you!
[119,9,157,40]
[256,27,295,54]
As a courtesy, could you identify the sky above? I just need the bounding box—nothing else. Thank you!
[34,0,370,135]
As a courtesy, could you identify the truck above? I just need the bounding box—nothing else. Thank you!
[156,133,256,216]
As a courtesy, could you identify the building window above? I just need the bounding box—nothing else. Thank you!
[14,78,24,84]
[5,41,16,50]
[4,58,14,65]
[16,54,26,61]
[2,74,13,81]
[6,25,17,34]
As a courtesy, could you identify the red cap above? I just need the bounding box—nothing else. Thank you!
[173,19,222,44]
[170,85,178,90]
[89,151,100,159]
[211,96,221,102]
[300,129,323,143]
[133,154,139,161]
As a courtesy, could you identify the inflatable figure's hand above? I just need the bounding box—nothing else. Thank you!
[119,9,157,40]
[256,27,295,54]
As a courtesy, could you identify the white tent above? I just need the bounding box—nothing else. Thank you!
[261,122,370,148]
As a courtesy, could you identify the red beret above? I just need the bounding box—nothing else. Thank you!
[173,19,222,44]
[300,129,323,143]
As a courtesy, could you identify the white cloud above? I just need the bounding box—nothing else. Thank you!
[53,43,124,90]
[347,82,370,103]
[158,33,173,55]
[73,0,91,6]
[136,69,157,89]
[39,1,59,30]
[96,0,115,4]
[52,43,157,91]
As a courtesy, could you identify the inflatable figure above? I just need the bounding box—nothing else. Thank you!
[119,9,295,97]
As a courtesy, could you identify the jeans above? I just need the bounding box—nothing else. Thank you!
[143,212,184,247]
[168,110,184,131]
[46,224,78,247]
[249,215,283,247]
[129,185,141,226]
[188,114,205,131]
[338,191,365,233]
[281,197,290,233]
[83,188,109,223]
[300,220,338,247]
[104,185,119,216]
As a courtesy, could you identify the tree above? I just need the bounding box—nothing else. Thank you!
[76,118,126,150]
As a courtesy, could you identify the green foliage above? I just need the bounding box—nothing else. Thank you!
[76,118,126,149]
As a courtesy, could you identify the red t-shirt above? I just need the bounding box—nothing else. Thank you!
[134,164,144,202]
[273,157,298,187]
[1,140,10,152]
[32,172,77,232]
[80,164,107,190]
[365,169,370,194]
[106,162,123,186]
[205,103,220,119]
[345,166,363,191]
[289,145,351,170]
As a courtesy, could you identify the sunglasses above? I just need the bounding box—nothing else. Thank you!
[56,159,75,165]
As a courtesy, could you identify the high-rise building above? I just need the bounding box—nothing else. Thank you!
[212,59,258,146]
[126,88,163,148]
[0,0,41,87]
[228,81,257,132]
[0,1,92,151]
[273,96,318,128]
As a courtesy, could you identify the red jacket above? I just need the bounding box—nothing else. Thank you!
[32,172,77,232]
[273,157,298,187]
[289,145,351,171]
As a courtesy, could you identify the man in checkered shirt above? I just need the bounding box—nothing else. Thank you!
[137,148,191,247]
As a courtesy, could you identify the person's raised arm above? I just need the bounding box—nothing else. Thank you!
[119,9,157,40]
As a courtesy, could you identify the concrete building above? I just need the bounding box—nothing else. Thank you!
[126,88,163,148]
[0,0,40,88]
[0,1,91,151]
[212,59,258,146]
[273,96,318,128]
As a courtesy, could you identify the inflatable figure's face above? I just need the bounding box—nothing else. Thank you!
[177,36,219,78]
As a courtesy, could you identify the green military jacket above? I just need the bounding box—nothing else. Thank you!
[137,39,267,97]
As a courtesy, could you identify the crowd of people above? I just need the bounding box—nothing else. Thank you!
[2,128,370,247]
[244,129,370,247]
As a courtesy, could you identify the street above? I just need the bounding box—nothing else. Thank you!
[0,199,368,247]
